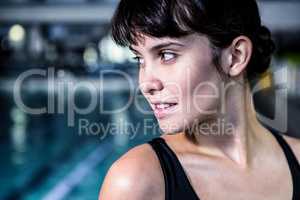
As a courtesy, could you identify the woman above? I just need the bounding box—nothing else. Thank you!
[99,0,300,199]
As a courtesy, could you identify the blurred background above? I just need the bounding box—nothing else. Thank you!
[0,0,300,200]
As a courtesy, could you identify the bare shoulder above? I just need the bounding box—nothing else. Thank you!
[99,143,164,200]
[283,134,300,163]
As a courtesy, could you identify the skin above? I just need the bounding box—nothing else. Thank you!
[99,34,300,200]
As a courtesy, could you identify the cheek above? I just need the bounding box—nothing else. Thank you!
[177,46,217,94]
[138,68,144,84]
[182,62,219,96]
[138,68,149,94]
[179,62,221,115]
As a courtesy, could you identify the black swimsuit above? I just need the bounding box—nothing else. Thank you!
[148,130,300,200]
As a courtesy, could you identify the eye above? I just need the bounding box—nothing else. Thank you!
[160,52,177,62]
[133,56,145,66]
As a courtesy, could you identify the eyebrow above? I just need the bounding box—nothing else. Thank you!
[129,46,139,54]
[149,42,185,52]
[129,41,185,54]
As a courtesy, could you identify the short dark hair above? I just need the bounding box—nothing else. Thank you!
[111,0,275,80]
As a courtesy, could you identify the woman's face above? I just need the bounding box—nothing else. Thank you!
[131,34,224,134]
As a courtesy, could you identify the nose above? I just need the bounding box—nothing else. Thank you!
[139,72,164,95]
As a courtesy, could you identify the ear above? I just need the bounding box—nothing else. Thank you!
[224,36,253,77]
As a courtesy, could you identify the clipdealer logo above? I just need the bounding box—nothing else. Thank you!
[12,66,288,136]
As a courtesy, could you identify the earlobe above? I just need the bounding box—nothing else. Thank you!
[229,65,242,76]
[228,36,253,77]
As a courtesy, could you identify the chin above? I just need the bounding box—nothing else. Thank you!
[158,113,211,135]
[156,117,186,134]
[160,128,182,134]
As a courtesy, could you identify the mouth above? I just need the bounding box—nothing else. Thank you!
[151,102,178,119]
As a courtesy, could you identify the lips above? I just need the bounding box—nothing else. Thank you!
[154,103,177,109]
[150,101,178,119]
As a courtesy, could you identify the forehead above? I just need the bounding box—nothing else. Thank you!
[130,33,207,52]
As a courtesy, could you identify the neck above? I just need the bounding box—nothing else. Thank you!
[184,77,269,168]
